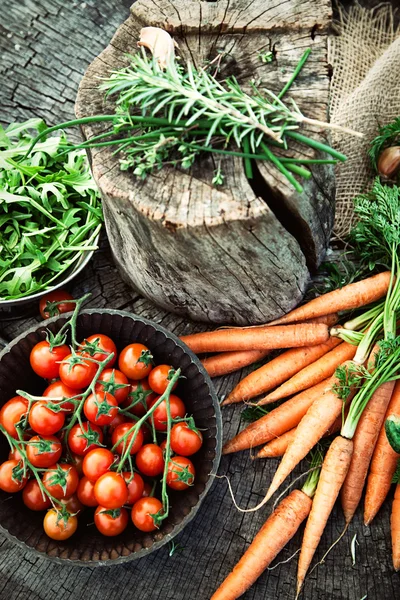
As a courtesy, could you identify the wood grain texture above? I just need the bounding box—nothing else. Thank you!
[0,1,399,599]
[75,0,336,325]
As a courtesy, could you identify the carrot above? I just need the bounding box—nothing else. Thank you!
[201,350,269,378]
[297,436,353,595]
[224,337,340,405]
[180,323,329,354]
[222,379,331,455]
[264,362,355,502]
[266,271,392,327]
[340,379,395,524]
[256,414,342,459]
[211,487,314,600]
[258,341,356,406]
[364,380,400,525]
[392,483,400,571]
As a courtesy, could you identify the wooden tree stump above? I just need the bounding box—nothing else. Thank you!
[76,0,334,325]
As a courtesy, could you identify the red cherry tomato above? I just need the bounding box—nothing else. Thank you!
[42,380,81,413]
[26,435,62,468]
[108,413,128,433]
[67,422,104,456]
[150,394,186,432]
[0,396,28,439]
[57,493,84,515]
[30,341,70,380]
[77,476,98,507]
[111,423,144,456]
[121,379,156,417]
[82,448,115,482]
[118,343,153,380]
[59,353,97,390]
[95,368,130,405]
[148,365,177,395]
[0,459,27,493]
[83,391,118,427]
[135,444,164,477]
[166,456,195,491]
[94,472,128,509]
[142,482,152,498]
[43,509,77,541]
[28,401,65,436]
[42,463,79,500]
[79,334,117,368]
[8,447,24,462]
[70,453,84,477]
[122,472,145,505]
[170,422,203,456]
[131,497,163,532]
[94,506,129,536]
[22,479,51,511]
[39,290,75,320]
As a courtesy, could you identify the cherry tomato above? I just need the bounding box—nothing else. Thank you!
[148,365,177,395]
[95,368,130,405]
[42,380,81,413]
[77,476,98,507]
[42,463,79,500]
[150,394,186,432]
[22,479,51,511]
[122,472,145,505]
[166,456,195,491]
[94,506,129,536]
[8,447,24,461]
[30,341,70,380]
[170,422,203,456]
[59,353,97,390]
[135,444,164,477]
[39,290,75,320]
[57,493,84,515]
[43,508,78,541]
[118,343,153,380]
[28,401,65,436]
[70,453,84,477]
[142,482,152,498]
[0,396,28,439]
[67,422,104,456]
[83,392,118,427]
[108,413,128,433]
[111,423,143,455]
[94,472,128,509]
[131,497,162,532]
[79,334,117,367]
[0,459,27,493]
[26,435,62,468]
[121,380,156,417]
[82,448,115,482]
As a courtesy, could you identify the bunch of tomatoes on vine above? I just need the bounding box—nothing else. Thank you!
[0,292,203,540]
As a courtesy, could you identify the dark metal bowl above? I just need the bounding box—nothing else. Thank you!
[0,309,222,566]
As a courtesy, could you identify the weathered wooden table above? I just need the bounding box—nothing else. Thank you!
[0,1,398,599]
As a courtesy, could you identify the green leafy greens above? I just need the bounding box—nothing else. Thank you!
[0,120,102,300]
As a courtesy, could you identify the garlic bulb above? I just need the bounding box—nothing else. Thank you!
[138,27,178,69]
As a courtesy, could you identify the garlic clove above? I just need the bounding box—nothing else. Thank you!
[377,146,400,179]
[138,27,177,69]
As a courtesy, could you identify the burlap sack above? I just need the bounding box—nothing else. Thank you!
[329,3,400,240]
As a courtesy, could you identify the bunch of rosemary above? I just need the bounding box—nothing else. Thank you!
[26,43,353,193]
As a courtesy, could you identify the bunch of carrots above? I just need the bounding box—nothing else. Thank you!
[180,178,400,599]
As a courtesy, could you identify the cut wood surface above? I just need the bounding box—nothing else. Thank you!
[75,0,336,325]
[0,1,399,600]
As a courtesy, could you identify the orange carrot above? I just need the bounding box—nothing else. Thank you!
[224,337,340,405]
[201,350,269,378]
[264,362,355,502]
[297,436,353,594]
[258,342,356,406]
[267,271,391,327]
[222,379,331,455]
[211,489,312,600]
[364,380,400,525]
[256,414,342,459]
[225,313,339,330]
[340,379,395,524]
[392,484,400,571]
[180,323,329,354]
